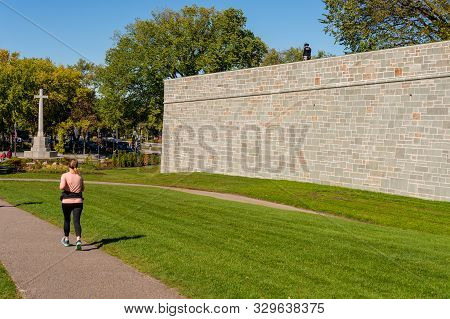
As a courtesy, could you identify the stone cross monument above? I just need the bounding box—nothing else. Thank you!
[36,89,47,137]
[24,89,57,159]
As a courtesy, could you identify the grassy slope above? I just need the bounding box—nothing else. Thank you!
[5,167,450,236]
[0,262,20,299]
[0,181,449,298]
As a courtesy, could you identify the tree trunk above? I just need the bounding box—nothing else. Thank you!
[72,133,75,154]
[14,125,17,156]
[115,128,119,155]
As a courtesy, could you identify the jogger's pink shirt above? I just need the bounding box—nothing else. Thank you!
[60,172,84,204]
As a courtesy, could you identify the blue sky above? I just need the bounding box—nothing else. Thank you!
[0,0,344,65]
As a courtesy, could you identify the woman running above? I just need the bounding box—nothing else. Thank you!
[59,159,84,250]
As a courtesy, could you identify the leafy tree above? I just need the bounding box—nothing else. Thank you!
[71,58,97,86]
[0,49,18,146]
[60,60,100,153]
[0,50,97,150]
[283,47,305,63]
[199,7,268,73]
[0,55,60,141]
[261,49,284,66]
[71,87,97,124]
[77,118,92,154]
[315,50,334,59]
[55,119,74,154]
[94,88,124,132]
[97,5,268,132]
[321,0,450,53]
[262,47,334,66]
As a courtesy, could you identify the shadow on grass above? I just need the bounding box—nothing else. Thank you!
[0,201,43,208]
[82,235,146,251]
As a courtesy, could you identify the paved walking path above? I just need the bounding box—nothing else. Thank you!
[0,178,337,218]
[0,198,183,299]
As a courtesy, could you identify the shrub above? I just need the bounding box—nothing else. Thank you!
[4,158,32,172]
[144,154,160,166]
[38,164,68,173]
[109,151,144,168]
[81,155,98,171]
[98,158,114,169]
[112,153,118,167]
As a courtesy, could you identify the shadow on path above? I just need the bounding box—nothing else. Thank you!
[0,201,43,208]
[82,235,146,251]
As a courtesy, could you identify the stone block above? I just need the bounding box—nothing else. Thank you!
[426,108,448,115]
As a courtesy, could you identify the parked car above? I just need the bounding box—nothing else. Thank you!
[102,139,133,155]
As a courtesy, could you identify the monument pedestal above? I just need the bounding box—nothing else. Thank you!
[24,136,57,159]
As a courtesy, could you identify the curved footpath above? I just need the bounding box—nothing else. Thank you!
[0,177,343,299]
[0,178,338,218]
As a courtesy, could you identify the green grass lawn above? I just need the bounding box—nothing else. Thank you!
[0,262,20,299]
[0,180,449,298]
[5,166,450,236]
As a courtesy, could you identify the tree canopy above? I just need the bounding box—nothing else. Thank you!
[262,47,333,66]
[96,5,268,131]
[0,50,96,143]
[321,0,450,53]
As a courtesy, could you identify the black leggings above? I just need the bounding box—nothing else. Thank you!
[62,203,83,237]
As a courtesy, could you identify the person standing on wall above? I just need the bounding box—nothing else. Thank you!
[303,43,312,60]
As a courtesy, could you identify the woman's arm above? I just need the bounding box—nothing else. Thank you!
[59,174,67,190]
[81,177,85,192]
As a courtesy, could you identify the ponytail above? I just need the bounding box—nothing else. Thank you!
[68,159,79,174]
